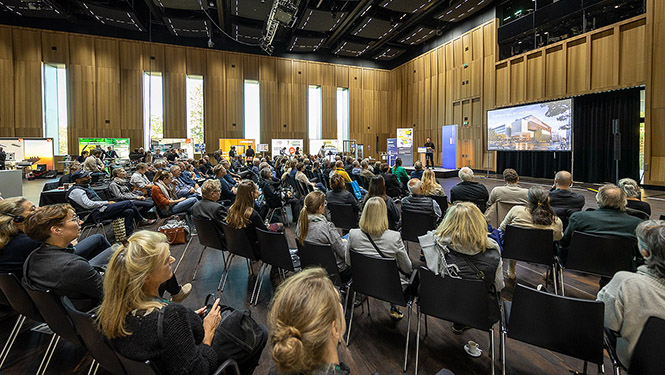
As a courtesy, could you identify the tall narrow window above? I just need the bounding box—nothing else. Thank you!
[143,72,164,149]
[337,87,349,146]
[186,75,204,147]
[42,63,68,154]
[308,85,322,140]
[244,80,260,143]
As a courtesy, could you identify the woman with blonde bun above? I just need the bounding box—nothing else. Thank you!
[268,267,350,375]
[98,230,267,375]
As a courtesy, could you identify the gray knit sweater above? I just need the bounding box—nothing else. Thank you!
[597,265,665,366]
[296,214,349,272]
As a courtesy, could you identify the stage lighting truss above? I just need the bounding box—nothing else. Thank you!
[261,0,300,55]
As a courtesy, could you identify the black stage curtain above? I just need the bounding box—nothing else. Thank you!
[572,87,641,183]
[496,88,640,183]
[496,151,571,179]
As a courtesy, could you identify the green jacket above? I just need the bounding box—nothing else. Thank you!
[392,165,409,185]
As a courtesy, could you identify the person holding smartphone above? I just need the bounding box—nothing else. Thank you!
[98,231,267,375]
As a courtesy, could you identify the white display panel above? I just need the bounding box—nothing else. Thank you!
[487,98,573,151]
[151,138,195,158]
[309,139,340,156]
[271,139,304,157]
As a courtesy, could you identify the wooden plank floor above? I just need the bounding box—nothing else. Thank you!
[3,176,663,375]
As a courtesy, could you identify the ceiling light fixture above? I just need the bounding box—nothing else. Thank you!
[261,0,301,55]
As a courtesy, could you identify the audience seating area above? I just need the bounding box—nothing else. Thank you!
[0,152,662,375]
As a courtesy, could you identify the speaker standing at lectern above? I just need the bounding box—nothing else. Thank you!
[424,137,435,168]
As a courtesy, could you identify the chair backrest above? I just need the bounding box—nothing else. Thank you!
[327,203,358,230]
[220,222,258,261]
[115,352,160,375]
[660,214,665,221]
[401,211,437,242]
[256,228,295,272]
[628,316,665,375]
[193,217,227,251]
[430,195,449,215]
[0,273,44,322]
[296,241,341,286]
[43,181,60,191]
[507,284,605,365]
[348,250,406,307]
[61,297,126,375]
[25,288,84,347]
[626,208,649,221]
[502,225,555,266]
[418,267,493,330]
[345,182,354,195]
[566,231,635,278]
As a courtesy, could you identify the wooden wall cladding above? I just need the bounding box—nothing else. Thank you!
[496,15,646,105]
[645,0,665,185]
[390,19,497,169]
[0,26,14,136]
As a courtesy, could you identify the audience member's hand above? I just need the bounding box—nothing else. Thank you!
[189,187,195,193]
[232,187,237,194]
[202,298,222,345]
[108,201,116,205]
[137,196,146,201]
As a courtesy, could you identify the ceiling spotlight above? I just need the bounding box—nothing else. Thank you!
[207,38,214,48]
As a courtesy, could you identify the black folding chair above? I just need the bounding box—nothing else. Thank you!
[296,241,352,316]
[327,203,358,231]
[502,225,558,293]
[252,228,297,306]
[192,218,228,281]
[401,211,437,254]
[61,297,125,375]
[116,352,240,375]
[501,284,605,375]
[220,222,260,301]
[624,316,665,375]
[0,273,57,374]
[560,231,636,296]
[430,195,449,217]
[625,208,649,220]
[346,250,416,372]
[416,268,497,375]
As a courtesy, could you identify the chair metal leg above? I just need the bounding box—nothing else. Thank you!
[252,264,268,306]
[403,303,412,372]
[0,314,25,369]
[246,259,254,276]
[87,359,98,375]
[366,296,371,317]
[345,292,356,345]
[560,269,566,296]
[173,234,194,273]
[249,263,263,304]
[583,361,588,374]
[501,330,506,375]
[36,334,60,375]
[425,315,429,337]
[192,246,207,281]
[343,285,351,320]
[489,328,495,375]
[219,254,236,291]
[598,363,605,374]
[415,308,422,375]
[552,265,559,295]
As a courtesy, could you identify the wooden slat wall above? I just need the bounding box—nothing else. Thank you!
[390,20,496,169]
[645,0,665,184]
[0,26,14,136]
[495,15,646,105]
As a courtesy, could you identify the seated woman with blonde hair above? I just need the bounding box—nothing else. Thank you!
[347,197,412,320]
[419,201,504,333]
[268,267,352,375]
[420,169,446,197]
[98,231,267,375]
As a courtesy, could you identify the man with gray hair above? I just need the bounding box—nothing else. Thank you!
[560,183,642,263]
[401,178,442,220]
[192,179,228,222]
[450,167,490,212]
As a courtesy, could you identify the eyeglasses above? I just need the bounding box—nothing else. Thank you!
[645,224,665,234]
[68,214,80,223]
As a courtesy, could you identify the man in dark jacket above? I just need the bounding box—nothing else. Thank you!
[549,170,585,209]
[192,179,228,222]
[560,184,642,264]
[450,167,489,212]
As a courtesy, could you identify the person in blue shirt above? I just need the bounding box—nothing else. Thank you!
[169,165,199,199]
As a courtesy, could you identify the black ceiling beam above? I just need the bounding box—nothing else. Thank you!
[322,0,374,49]
[366,0,444,54]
